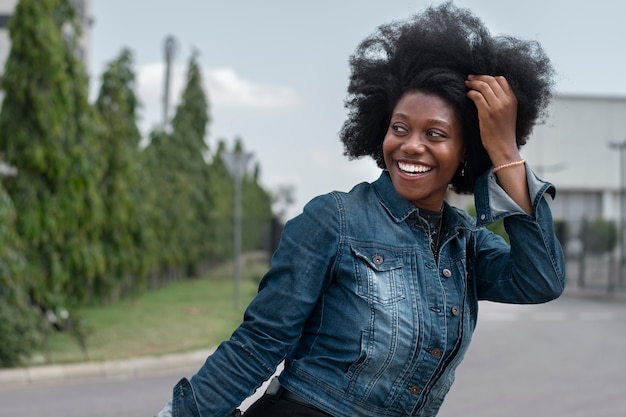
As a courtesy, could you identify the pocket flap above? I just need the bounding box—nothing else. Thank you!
[351,245,402,272]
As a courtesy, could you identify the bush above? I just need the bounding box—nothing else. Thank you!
[0,183,40,367]
[581,216,618,255]
[0,297,40,367]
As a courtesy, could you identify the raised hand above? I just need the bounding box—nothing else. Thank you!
[465,75,520,167]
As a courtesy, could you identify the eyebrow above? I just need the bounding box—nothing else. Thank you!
[392,113,453,130]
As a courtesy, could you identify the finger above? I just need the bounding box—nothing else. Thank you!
[466,88,488,109]
[465,76,500,107]
[493,75,513,94]
[467,75,511,102]
[467,75,517,111]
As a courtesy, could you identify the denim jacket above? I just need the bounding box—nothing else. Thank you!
[167,166,565,417]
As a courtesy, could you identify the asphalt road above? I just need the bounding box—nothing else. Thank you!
[438,295,626,417]
[2,294,625,417]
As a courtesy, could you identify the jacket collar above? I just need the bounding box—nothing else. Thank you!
[372,170,476,231]
[372,171,419,223]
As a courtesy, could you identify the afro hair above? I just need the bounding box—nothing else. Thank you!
[340,1,555,194]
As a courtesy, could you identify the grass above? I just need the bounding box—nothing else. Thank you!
[33,255,268,365]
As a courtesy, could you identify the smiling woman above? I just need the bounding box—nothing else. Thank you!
[155,3,565,417]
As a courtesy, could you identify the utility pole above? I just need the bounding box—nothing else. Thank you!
[222,150,254,308]
[609,140,626,288]
[162,35,177,129]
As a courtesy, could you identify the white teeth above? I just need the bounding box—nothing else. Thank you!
[398,161,431,173]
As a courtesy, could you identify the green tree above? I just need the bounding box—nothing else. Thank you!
[94,48,147,300]
[242,162,273,251]
[0,0,104,308]
[0,179,40,367]
[169,52,212,275]
[142,129,178,282]
[207,140,235,261]
[143,52,212,281]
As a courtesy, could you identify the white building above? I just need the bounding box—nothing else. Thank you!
[522,94,626,228]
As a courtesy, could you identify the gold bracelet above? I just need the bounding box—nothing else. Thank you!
[492,159,525,173]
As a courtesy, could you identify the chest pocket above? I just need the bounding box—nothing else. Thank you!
[351,245,406,305]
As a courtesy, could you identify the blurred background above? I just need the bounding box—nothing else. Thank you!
[93,0,626,295]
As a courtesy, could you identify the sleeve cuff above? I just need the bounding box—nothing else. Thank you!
[475,162,556,227]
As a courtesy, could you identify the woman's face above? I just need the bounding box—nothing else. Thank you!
[383,91,465,211]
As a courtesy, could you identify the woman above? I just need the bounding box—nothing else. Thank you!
[157,3,565,416]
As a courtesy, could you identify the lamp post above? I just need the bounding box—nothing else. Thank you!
[222,150,254,308]
[162,35,177,129]
[609,140,626,288]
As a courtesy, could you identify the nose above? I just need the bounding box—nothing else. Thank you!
[401,133,427,154]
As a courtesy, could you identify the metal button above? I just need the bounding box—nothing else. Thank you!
[409,385,421,395]
[480,214,486,220]
[431,348,443,358]
[451,306,460,316]
[442,268,452,278]
[373,255,383,265]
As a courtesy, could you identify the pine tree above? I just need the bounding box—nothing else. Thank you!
[143,52,212,280]
[0,178,40,367]
[170,52,213,275]
[94,48,147,299]
[243,162,273,251]
[208,140,235,261]
[0,0,104,307]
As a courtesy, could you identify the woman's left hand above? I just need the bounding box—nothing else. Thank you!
[465,75,520,165]
[466,74,533,214]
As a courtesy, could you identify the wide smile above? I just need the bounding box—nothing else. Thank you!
[397,161,432,176]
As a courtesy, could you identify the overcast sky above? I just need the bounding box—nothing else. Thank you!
[89,0,626,218]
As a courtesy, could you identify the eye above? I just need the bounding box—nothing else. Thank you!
[391,123,409,134]
[426,130,447,141]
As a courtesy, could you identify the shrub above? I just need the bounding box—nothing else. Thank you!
[581,216,618,255]
[0,183,40,367]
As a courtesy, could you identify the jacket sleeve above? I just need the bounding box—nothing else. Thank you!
[171,193,341,416]
[472,164,566,303]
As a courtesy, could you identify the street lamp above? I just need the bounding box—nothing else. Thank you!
[162,35,177,129]
[609,140,626,288]
[222,150,254,308]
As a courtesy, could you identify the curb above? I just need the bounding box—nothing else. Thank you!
[0,348,215,387]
